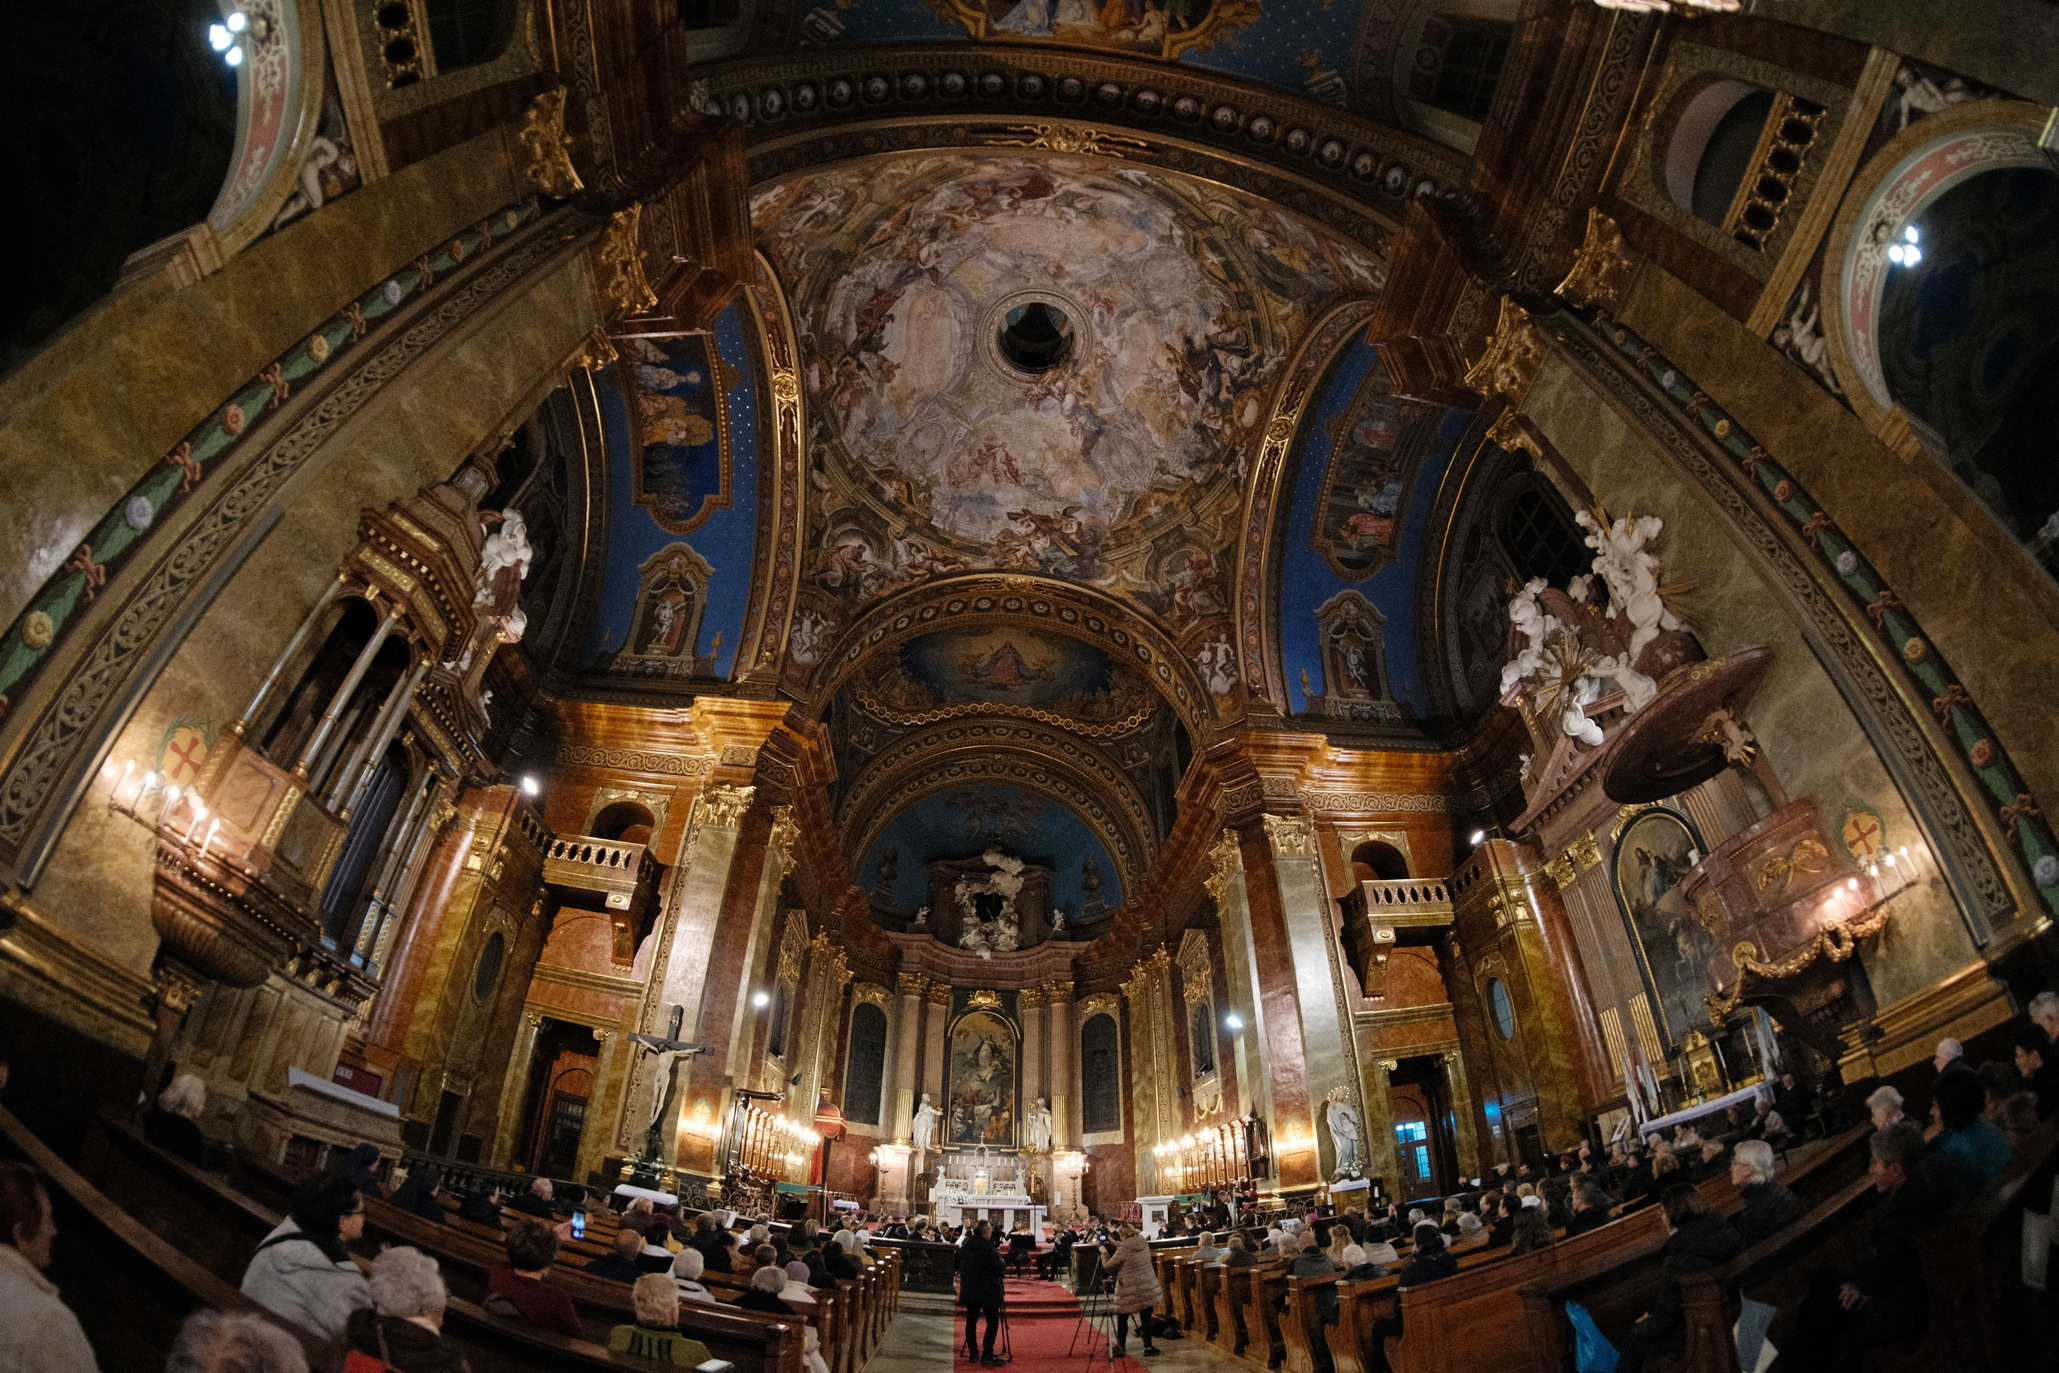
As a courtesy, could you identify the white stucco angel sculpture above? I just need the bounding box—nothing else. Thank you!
[1027,1097,1053,1152]
[474,508,533,642]
[1325,1091,1364,1178]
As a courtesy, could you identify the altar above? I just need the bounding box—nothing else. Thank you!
[930,1174,1046,1231]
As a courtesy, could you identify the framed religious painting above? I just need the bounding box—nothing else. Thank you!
[1609,805,1711,1052]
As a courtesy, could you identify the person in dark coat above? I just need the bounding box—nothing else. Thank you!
[347,1246,469,1373]
[959,1221,1008,1365]
[334,1143,385,1199]
[391,1165,447,1225]
[1564,1180,1611,1238]
[1613,1185,1745,1373]
[1730,1140,1801,1246]
[587,1226,649,1282]
[144,1074,211,1167]
[2013,1027,2059,1118]
[456,1188,505,1230]
[1618,1149,1655,1206]
[507,1177,559,1218]
[1770,1122,1952,1372]
[738,1264,794,1315]
[691,1214,736,1273]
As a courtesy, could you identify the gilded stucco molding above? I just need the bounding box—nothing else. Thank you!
[516,88,585,199]
[737,256,808,683]
[1204,829,1242,900]
[1262,812,1318,859]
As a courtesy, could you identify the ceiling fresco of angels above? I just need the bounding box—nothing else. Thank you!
[754,150,1385,701]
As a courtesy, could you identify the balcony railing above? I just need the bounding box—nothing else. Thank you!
[1337,877,1455,998]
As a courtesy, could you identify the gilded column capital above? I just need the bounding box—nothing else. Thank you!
[593,204,657,316]
[696,783,756,830]
[1043,979,1075,1002]
[1020,986,1048,1010]
[1462,295,1546,404]
[1204,828,1242,899]
[1261,812,1317,858]
[1555,208,1640,314]
[1570,831,1603,870]
[516,87,583,198]
[1543,852,1578,891]
[923,977,952,1005]
[897,972,928,998]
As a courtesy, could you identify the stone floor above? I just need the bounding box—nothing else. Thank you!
[863,1288,1252,1373]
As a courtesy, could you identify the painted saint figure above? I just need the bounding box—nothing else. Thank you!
[995,0,1055,35]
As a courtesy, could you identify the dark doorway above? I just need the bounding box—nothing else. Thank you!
[514,1017,602,1178]
[1388,1053,1461,1198]
[428,1090,465,1156]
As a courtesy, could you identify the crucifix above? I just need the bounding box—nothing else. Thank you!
[628,1004,709,1164]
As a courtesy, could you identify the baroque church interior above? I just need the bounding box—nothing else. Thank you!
[2,0,2058,1369]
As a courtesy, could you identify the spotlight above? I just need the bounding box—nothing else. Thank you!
[1223,1012,1244,1031]
[208,23,232,50]
[1469,830,1487,846]
[226,9,247,31]
[520,775,540,796]
[752,991,771,1008]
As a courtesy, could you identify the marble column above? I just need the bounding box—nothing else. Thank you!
[1020,986,1047,1126]
[920,978,950,1161]
[1047,982,1075,1148]
[890,973,925,1142]
[1206,832,1278,1172]
[1442,1049,1483,1181]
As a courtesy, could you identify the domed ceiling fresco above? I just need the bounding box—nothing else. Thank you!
[755,149,1387,706]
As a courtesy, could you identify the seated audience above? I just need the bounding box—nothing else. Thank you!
[1930,1067,2011,1203]
[1866,1084,1905,1130]
[240,1172,371,1343]
[1693,1138,1731,1182]
[1339,1243,1383,1281]
[0,1160,100,1373]
[165,1310,306,1373]
[144,1074,210,1167]
[1979,1061,2022,1120]
[1509,1206,1554,1255]
[1934,1036,1973,1079]
[1774,1121,1952,1371]
[1449,1210,1488,1253]
[1731,1140,1799,1244]
[1564,1180,1611,1238]
[1751,1098,1791,1149]
[1191,1230,1222,1263]
[390,1164,446,1225]
[1618,1148,1654,1205]
[826,1230,863,1281]
[672,1246,716,1303]
[692,1213,735,1272]
[611,1273,715,1366]
[484,1221,581,1337]
[346,1246,466,1373]
[1223,1233,1260,1267]
[588,1224,650,1282]
[1289,1231,1337,1277]
[1614,1185,1744,1373]
[332,1144,384,1199]
[507,1177,558,1219]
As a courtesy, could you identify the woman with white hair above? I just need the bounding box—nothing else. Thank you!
[610,1273,715,1366]
[1449,1211,1488,1253]
[344,1246,466,1372]
[671,1246,715,1303]
[1729,1139,1801,1244]
[1866,1084,1905,1130]
[145,1074,209,1167]
[166,1310,307,1373]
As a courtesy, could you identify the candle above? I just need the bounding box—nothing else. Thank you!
[111,760,134,811]
[182,803,209,846]
[201,818,221,862]
[156,784,182,830]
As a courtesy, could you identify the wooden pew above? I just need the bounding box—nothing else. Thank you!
[0,1104,342,1373]
[1327,1273,1400,1373]
[1250,1265,1292,1368]
[1504,1123,1873,1373]
[1194,1261,1224,1345]
[1215,1260,1285,1359]
[1283,1271,1339,1373]
[1153,1242,1196,1325]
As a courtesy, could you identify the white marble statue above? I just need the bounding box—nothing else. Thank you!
[1027,1097,1053,1152]
[1326,1093,1364,1177]
[912,1093,941,1152]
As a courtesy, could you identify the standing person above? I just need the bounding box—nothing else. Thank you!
[1109,1222,1164,1357]
[0,1161,99,1373]
[240,1173,373,1343]
[959,1220,1007,1365]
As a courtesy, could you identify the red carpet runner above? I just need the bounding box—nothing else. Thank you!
[955,1274,1110,1370]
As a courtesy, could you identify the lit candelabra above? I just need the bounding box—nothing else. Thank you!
[1151,1119,1246,1193]
[104,760,221,861]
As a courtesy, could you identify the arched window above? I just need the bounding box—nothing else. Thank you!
[591,800,656,845]
[1351,841,1411,881]
[845,1002,889,1127]
[1494,473,1588,591]
[423,0,518,72]
[1188,1001,1216,1078]
[768,981,793,1060]
[1409,16,1513,123]
[1081,1014,1121,1134]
